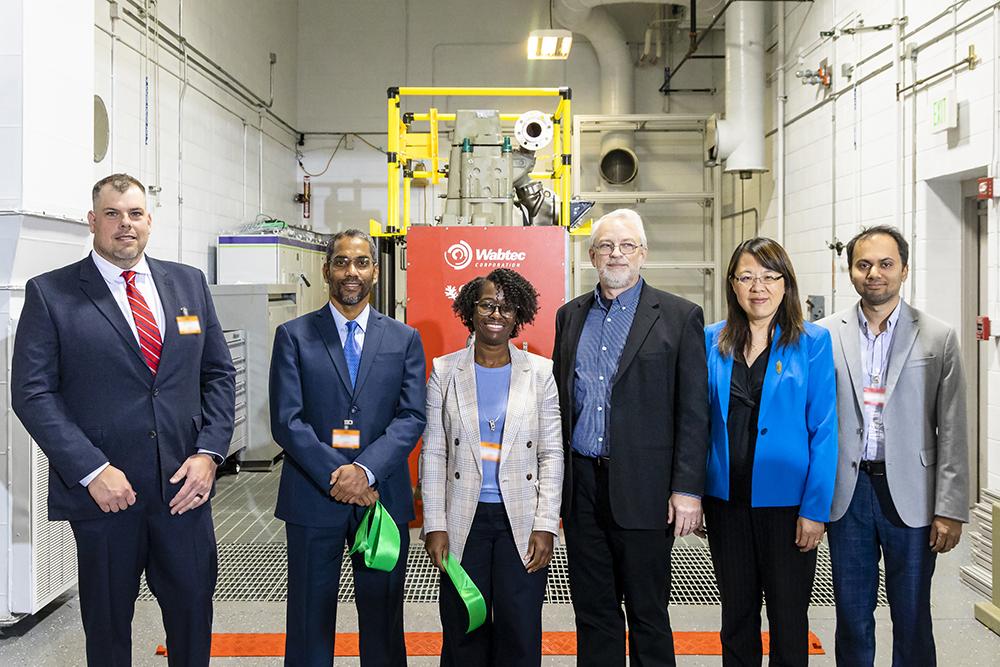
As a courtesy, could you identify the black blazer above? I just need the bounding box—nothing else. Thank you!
[11,256,236,521]
[552,282,709,530]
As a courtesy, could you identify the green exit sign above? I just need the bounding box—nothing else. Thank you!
[931,93,957,133]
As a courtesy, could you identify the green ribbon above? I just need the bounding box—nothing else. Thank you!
[349,501,400,572]
[443,553,487,633]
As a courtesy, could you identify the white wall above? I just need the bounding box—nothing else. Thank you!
[92,0,301,277]
[294,0,725,234]
[741,0,1000,490]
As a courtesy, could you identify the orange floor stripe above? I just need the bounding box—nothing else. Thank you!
[155,631,824,657]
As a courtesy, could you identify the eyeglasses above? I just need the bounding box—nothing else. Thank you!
[475,299,516,319]
[732,273,783,287]
[330,255,375,270]
[593,241,644,256]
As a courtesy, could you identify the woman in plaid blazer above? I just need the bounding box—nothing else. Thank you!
[420,268,563,667]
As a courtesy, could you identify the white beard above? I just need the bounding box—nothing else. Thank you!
[599,265,638,290]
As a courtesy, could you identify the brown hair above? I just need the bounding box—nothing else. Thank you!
[718,237,805,358]
[91,173,146,208]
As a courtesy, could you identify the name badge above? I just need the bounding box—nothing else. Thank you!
[176,315,202,335]
[863,386,886,406]
[332,429,361,449]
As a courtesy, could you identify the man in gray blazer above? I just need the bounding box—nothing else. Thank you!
[819,225,968,667]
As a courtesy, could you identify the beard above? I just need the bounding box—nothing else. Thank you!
[598,264,638,290]
[859,284,898,307]
[333,279,373,306]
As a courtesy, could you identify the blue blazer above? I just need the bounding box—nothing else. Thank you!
[269,305,427,527]
[11,256,236,521]
[704,321,838,522]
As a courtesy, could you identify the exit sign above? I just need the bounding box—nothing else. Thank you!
[931,92,957,133]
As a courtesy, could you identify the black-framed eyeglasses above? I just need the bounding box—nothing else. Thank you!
[732,273,783,287]
[475,299,516,319]
[330,255,375,270]
[593,241,644,256]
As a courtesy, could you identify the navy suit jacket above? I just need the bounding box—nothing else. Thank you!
[11,256,236,521]
[269,305,426,527]
[705,321,838,522]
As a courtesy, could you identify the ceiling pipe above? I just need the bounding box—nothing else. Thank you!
[715,1,767,177]
[554,0,641,185]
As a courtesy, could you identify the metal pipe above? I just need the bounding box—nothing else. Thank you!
[177,0,186,261]
[669,0,734,80]
[109,1,118,169]
[895,47,979,98]
[92,23,296,150]
[767,1,998,136]
[152,0,161,205]
[717,1,766,175]
[118,1,297,137]
[258,113,264,216]
[893,4,903,238]
[776,1,786,244]
[554,0,636,185]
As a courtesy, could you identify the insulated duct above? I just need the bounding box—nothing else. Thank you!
[555,0,638,185]
[715,2,766,176]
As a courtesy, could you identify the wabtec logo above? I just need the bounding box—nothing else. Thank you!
[475,249,526,261]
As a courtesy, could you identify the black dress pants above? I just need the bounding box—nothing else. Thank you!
[70,500,218,667]
[703,497,817,667]
[438,502,548,667]
[563,454,676,667]
[284,514,409,667]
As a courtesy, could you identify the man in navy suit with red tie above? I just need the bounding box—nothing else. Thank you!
[11,173,235,666]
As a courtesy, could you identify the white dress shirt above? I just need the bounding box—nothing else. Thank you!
[81,251,220,487]
[328,301,375,487]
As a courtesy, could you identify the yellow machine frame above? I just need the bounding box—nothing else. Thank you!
[370,86,573,238]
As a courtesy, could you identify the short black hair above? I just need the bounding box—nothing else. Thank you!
[846,225,909,267]
[325,229,378,266]
[452,268,539,339]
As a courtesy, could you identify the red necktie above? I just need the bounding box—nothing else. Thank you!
[121,270,162,374]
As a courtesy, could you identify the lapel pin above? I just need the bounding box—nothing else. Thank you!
[775,360,782,374]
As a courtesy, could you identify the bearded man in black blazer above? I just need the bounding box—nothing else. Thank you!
[553,208,710,666]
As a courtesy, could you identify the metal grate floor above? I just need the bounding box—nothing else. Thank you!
[138,542,887,606]
[138,464,889,606]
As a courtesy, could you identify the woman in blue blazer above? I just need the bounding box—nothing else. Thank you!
[701,237,837,667]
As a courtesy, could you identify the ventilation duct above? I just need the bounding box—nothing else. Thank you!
[714,2,766,176]
[555,0,638,185]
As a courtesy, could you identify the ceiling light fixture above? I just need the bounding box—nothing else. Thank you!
[527,29,572,60]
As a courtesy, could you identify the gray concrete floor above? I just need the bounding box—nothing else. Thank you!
[2,463,998,665]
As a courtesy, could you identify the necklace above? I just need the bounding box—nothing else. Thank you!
[488,413,502,432]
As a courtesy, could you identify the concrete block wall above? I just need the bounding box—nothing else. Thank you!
[92,0,301,277]
[742,0,1000,490]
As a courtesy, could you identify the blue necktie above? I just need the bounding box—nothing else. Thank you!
[344,320,361,388]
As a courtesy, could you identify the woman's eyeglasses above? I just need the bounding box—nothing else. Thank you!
[732,273,783,287]
[475,300,516,318]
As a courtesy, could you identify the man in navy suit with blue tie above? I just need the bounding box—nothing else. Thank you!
[269,229,426,666]
[11,173,236,666]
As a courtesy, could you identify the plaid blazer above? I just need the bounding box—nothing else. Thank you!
[419,343,563,563]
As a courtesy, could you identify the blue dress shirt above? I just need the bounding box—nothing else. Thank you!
[571,279,643,457]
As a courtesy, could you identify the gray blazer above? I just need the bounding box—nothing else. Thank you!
[818,301,969,526]
[419,344,563,563]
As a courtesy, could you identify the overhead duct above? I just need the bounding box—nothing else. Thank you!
[714,2,766,176]
[555,0,638,185]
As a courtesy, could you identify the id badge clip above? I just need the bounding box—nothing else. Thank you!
[176,307,202,335]
[332,420,360,449]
